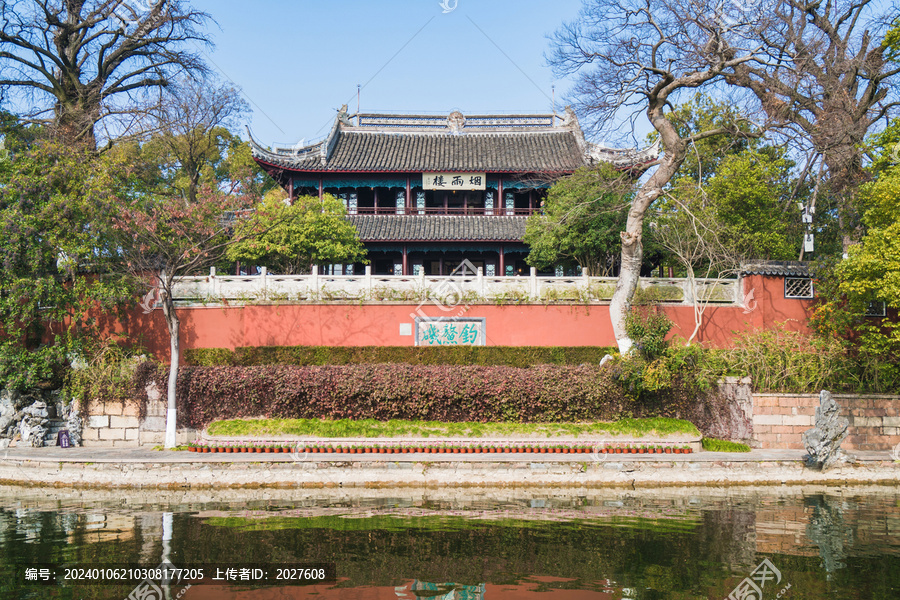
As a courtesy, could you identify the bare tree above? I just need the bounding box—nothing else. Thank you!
[549,0,759,353]
[650,195,742,345]
[146,77,249,203]
[727,0,900,252]
[0,0,211,148]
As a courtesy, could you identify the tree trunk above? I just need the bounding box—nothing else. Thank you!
[160,285,180,449]
[610,153,681,353]
[610,224,644,354]
[54,82,102,149]
[686,267,701,345]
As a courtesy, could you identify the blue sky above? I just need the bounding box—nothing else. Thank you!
[191,0,585,147]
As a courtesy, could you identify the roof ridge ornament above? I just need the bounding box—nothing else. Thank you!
[448,110,466,134]
[338,104,353,127]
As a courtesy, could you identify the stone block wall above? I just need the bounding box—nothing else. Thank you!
[80,383,197,447]
[752,393,900,451]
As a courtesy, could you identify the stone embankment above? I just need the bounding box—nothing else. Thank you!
[0,447,897,490]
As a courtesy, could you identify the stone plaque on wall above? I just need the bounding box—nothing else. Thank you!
[415,317,486,346]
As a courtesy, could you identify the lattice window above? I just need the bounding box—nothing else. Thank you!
[416,191,425,215]
[784,277,814,299]
[865,301,887,317]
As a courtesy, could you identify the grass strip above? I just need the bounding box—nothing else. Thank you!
[207,417,700,439]
[701,438,751,452]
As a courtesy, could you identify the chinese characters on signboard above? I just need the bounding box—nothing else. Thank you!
[423,172,487,190]
[415,318,485,346]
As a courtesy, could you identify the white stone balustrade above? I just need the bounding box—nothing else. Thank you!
[169,266,741,305]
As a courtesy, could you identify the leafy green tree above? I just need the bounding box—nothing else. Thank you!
[0,131,131,390]
[665,94,758,184]
[706,148,802,260]
[838,168,900,302]
[658,96,805,261]
[524,165,631,276]
[227,193,368,275]
[810,129,900,392]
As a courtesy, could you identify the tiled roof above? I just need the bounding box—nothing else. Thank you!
[248,108,659,174]
[253,130,585,173]
[347,215,527,242]
[740,261,812,277]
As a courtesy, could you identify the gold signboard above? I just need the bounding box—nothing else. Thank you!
[423,172,486,190]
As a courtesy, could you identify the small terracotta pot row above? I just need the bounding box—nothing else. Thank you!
[601,446,693,454]
[304,446,595,454]
[189,446,291,453]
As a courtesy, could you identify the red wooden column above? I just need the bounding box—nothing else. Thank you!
[499,245,505,276]
[406,177,411,213]
[289,176,294,204]
[402,245,408,276]
[318,177,323,200]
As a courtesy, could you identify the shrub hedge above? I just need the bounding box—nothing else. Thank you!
[134,362,730,433]
[183,346,618,367]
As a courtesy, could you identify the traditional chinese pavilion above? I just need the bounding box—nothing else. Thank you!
[248,106,657,276]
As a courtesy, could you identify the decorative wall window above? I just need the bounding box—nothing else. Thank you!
[865,301,887,317]
[416,191,425,215]
[345,265,354,276]
[396,191,405,215]
[505,264,514,276]
[485,191,494,216]
[555,265,564,277]
[784,277,814,299]
[486,264,496,276]
[393,263,403,276]
[413,264,422,276]
[505,192,515,216]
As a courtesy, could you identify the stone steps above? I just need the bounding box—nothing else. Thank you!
[42,419,68,447]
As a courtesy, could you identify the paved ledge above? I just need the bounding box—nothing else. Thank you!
[0,447,898,489]
[0,447,891,463]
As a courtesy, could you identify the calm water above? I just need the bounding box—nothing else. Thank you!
[0,486,898,599]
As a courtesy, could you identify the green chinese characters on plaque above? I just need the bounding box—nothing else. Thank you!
[414,317,486,346]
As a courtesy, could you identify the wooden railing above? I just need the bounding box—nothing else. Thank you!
[171,266,741,305]
[350,206,537,216]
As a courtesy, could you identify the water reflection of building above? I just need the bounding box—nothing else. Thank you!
[249,107,657,277]
[395,581,485,600]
